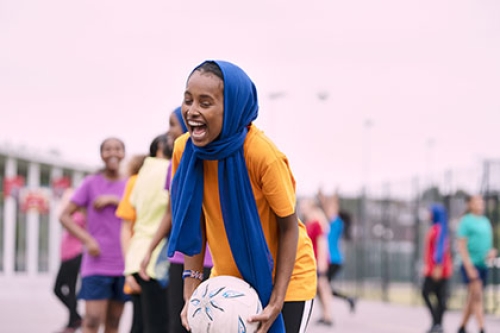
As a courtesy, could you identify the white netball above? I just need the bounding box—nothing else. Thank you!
[187,275,263,333]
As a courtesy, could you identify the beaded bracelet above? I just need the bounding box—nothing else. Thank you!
[182,269,204,281]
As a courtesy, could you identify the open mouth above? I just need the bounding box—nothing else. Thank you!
[106,156,120,168]
[188,120,207,140]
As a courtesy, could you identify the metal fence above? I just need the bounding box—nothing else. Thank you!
[307,160,500,314]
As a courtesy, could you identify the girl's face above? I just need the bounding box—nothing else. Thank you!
[100,138,125,171]
[166,112,184,151]
[469,195,485,215]
[182,70,224,147]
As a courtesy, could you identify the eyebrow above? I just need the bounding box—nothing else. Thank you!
[198,94,215,100]
[184,90,215,100]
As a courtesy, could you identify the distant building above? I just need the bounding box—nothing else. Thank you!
[0,143,95,277]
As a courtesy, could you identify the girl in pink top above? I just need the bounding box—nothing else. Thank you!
[54,189,86,333]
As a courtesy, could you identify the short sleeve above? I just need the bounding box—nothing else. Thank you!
[307,221,323,240]
[457,216,469,238]
[164,163,173,191]
[71,176,91,207]
[116,176,137,222]
[261,157,296,218]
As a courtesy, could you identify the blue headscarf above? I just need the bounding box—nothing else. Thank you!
[173,106,188,133]
[430,204,448,264]
[168,60,285,332]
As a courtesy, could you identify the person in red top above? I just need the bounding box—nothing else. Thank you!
[301,198,333,326]
[422,203,453,333]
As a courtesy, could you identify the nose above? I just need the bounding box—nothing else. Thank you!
[186,105,201,118]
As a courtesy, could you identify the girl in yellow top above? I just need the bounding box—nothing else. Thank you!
[167,60,317,333]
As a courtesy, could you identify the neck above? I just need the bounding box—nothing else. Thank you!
[102,169,120,180]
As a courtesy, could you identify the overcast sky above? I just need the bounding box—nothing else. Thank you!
[1,0,499,196]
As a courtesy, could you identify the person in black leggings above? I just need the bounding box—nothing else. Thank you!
[54,195,86,333]
[53,254,83,332]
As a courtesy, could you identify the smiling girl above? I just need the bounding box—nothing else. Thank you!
[59,137,128,333]
[165,60,317,333]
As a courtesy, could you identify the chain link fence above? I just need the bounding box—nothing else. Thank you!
[301,160,500,314]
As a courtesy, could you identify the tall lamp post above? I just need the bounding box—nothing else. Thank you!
[359,118,373,296]
[266,91,287,142]
[424,137,436,202]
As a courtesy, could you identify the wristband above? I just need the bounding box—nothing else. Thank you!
[182,269,204,281]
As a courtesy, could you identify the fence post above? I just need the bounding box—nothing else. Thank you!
[381,182,391,302]
[358,187,367,297]
[411,177,421,305]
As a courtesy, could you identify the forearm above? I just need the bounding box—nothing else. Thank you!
[120,220,133,257]
[109,195,121,206]
[271,213,299,308]
[183,251,206,301]
[316,236,328,274]
[184,215,207,300]
[147,206,172,253]
[60,213,92,244]
[457,239,474,269]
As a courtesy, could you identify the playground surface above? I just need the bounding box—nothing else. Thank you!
[1,275,499,333]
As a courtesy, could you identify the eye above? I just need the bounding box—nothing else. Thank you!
[200,101,211,108]
[184,98,193,106]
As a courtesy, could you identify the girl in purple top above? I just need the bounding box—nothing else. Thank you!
[60,137,128,333]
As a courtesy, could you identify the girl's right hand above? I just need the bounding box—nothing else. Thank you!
[181,301,190,331]
[86,238,101,256]
[467,267,479,281]
[125,275,142,293]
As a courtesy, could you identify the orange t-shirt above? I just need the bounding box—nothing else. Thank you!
[116,175,138,295]
[172,125,317,301]
[116,175,138,224]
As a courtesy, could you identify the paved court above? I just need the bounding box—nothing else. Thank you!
[1,275,499,333]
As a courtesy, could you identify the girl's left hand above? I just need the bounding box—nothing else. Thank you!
[93,195,117,210]
[487,249,498,266]
[247,303,281,333]
[431,265,443,281]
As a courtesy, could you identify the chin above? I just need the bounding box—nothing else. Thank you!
[191,140,209,147]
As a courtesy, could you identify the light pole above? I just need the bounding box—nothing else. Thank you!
[266,91,287,142]
[359,118,373,297]
[425,137,436,190]
[362,118,374,192]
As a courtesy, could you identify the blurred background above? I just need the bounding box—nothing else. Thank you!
[1,0,499,331]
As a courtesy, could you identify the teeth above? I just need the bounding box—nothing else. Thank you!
[188,120,204,126]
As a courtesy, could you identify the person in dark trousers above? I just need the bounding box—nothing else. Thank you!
[456,195,497,333]
[421,204,452,333]
[53,189,86,333]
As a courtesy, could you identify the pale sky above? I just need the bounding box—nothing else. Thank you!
[1,0,500,196]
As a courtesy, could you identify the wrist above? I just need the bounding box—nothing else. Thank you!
[183,276,202,301]
[182,269,204,281]
[84,236,94,245]
[268,291,286,312]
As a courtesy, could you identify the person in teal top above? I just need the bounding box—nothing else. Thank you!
[456,195,497,333]
[317,191,357,315]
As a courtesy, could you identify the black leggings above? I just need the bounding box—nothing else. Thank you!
[53,254,82,328]
[421,277,448,326]
[282,300,313,333]
[327,263,352,301]
[129,293,143,333]
[131,273,169,333]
